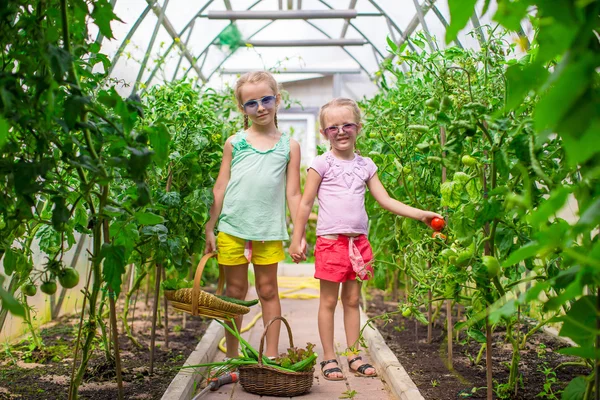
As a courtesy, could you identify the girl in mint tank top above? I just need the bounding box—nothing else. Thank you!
[203,71,305,360]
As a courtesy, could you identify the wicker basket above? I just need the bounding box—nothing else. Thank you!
[239,316,314,397]
[165,252,250,320]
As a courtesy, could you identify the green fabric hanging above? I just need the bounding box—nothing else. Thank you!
[217,24,242,52]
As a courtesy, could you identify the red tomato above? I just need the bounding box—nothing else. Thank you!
[431,217,445,231]
[432,231,447,240]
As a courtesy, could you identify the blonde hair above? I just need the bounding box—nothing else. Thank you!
[235,71,280,130]
[318,97,361,128]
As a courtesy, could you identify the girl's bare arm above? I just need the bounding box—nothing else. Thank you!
[289,169,321,258]
[286,139,302,228]
[204,138,234,253]
[367,173,442,226]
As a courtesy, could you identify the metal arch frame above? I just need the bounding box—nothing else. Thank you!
[170,0,381,85]
[133,0,171,94]
[109,0,216,86]
[109,0,480,88]
[139,0,216,86]
[317,0,384,60]
[201,20,275,82]
[141,0,265,90]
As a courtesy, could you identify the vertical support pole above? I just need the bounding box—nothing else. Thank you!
[162,267,169,348]
[440,125,452,367]
[149,264,162,375]
[103,221,124,400]
[427,285,432,344]
[333,73,342,98]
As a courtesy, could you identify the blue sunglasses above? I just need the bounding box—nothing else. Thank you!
[242,95,276,114]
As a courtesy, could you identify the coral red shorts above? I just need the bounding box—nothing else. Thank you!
[314,235,374,283]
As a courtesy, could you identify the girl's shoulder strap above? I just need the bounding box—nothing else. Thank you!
[231,130,249,156]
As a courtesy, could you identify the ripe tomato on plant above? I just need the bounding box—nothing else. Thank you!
[431,217,445,231]
[432,231,446,240]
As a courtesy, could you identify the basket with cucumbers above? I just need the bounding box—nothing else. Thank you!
[184,316,317,397]
[161,252,257,320]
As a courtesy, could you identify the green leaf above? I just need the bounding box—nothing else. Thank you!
[562,377,586,400]
[445,0,478,44]
[91,0,122,39]
[467,329,486,344]
[575,197,600,232]
[489,299,517,324]
[0,275,25,317]
[0,115,8,150]
[493,0,530,30]
[502,241,542,267]
[386,36,398,53]
[51,196,70,232]
[561,118,600,167]
[557,295,597,347]
[534,53,597,133]
[134,211,164,225]
[527,186,571,227]
[147,123,171,167]
[440,181,461,209]
[110,221,139,259]
[3,248,18,276]
[505,63,548,111]
[557,345,600,360]
[101,243,126,297]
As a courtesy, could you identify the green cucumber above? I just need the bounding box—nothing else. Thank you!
[216,295,259,307]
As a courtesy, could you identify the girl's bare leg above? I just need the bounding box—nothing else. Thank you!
[319,279,343,379]
[254,263,281,357]
[223,263,249,358]
[341,280,375,375]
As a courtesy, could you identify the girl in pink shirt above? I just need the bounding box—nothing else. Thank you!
[288,98,442,381]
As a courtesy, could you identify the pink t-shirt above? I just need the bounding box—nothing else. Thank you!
[310,152,378,236]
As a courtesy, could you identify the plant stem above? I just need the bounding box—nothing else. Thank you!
[121,270,147,349]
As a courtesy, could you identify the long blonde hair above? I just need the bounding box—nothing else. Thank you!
[235,71,280,130]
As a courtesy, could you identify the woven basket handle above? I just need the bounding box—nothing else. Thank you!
[192,252,218,316]
[257,316,293,366]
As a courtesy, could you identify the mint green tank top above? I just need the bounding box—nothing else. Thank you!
[218,130,290,241]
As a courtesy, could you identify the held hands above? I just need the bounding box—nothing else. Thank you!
[288,237,307,264]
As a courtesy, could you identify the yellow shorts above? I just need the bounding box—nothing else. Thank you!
[217,232,285,266]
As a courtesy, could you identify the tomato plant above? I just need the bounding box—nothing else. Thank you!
[360,18,599,398]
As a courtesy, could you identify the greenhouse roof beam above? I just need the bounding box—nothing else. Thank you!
[303,20,374,81]
[412,0,435,51]
[145,0,207,82]
[171,19,196,81]
[203,20,277,83]
[108,2,154,76]
[207,10,365,20]
[430,4,463,49]
[245,39,368,47]
[339,0,357,39]
[134,0,171,94]
[384,0,435,62]
[317,0,384,59]
[366,0,416,52]
[470,13,486,47]
[219,68,362,75]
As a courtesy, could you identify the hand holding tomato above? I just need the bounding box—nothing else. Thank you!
[431,217,446,231]
[420,211,444,229]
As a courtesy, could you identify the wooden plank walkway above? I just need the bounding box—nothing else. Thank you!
[201,264,394,400]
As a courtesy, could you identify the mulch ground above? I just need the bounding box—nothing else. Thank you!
[0,295,210,400]
[366,289,591,400]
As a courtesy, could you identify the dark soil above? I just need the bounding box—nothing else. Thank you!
[0,295,211,400]
[366,290,591,400]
